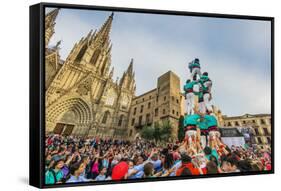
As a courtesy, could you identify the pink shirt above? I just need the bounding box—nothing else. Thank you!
[91,162,99,173]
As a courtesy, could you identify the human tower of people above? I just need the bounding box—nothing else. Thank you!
[183,58,220,148]
[45,58,272,184]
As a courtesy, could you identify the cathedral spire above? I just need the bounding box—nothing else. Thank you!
[96,12,114,43]
[45,8,60,30]
[45,8,60,46]
[86,29,94,46]
[69,13,114,69]
[127,58,134,75]
[109,67,114,78]
[46,8,60,23]
[119,58,136,90]
[86,29,93,39]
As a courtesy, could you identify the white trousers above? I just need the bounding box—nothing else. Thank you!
[185,131,208,147]
[209,131,221,138]
[190,68,201,80]
[198,101,206,114]
[208,131,221,145]
[203,93,213,112]
[200,136,207,148]
[185,130,197,145]
[186,92,194,115]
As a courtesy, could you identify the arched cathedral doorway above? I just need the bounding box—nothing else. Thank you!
[46,98,92,136]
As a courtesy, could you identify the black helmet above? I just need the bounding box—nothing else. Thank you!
[194,58,200,63]
[203,72,208,76]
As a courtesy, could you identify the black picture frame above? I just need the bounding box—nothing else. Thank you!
[29,2,275,189]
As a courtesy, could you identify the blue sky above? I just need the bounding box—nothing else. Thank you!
[46,8,271,116]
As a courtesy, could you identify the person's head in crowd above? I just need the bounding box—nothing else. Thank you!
[221,155,239,173]
[128,160,134,169]
[52,158,64,170]
[82,155,90,165]
[251,162,261,171]
[143,162,154,178]
[163,153,174,170]
[181,154,192,164]
[160,153,166,165]
[237,159,253,172]
[172,145,180,161]
[45,154,53,167]
[151,153,158,161]
[161,148,169,156]
[99,167,107,175]
[173,145,179,152]
[70,161,86,177]
[136,156,144,165]
[58,147,65,155]
[206,161,218,174]
[132,155,139,165]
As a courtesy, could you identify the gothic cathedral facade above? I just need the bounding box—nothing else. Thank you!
[45,9,136,139]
